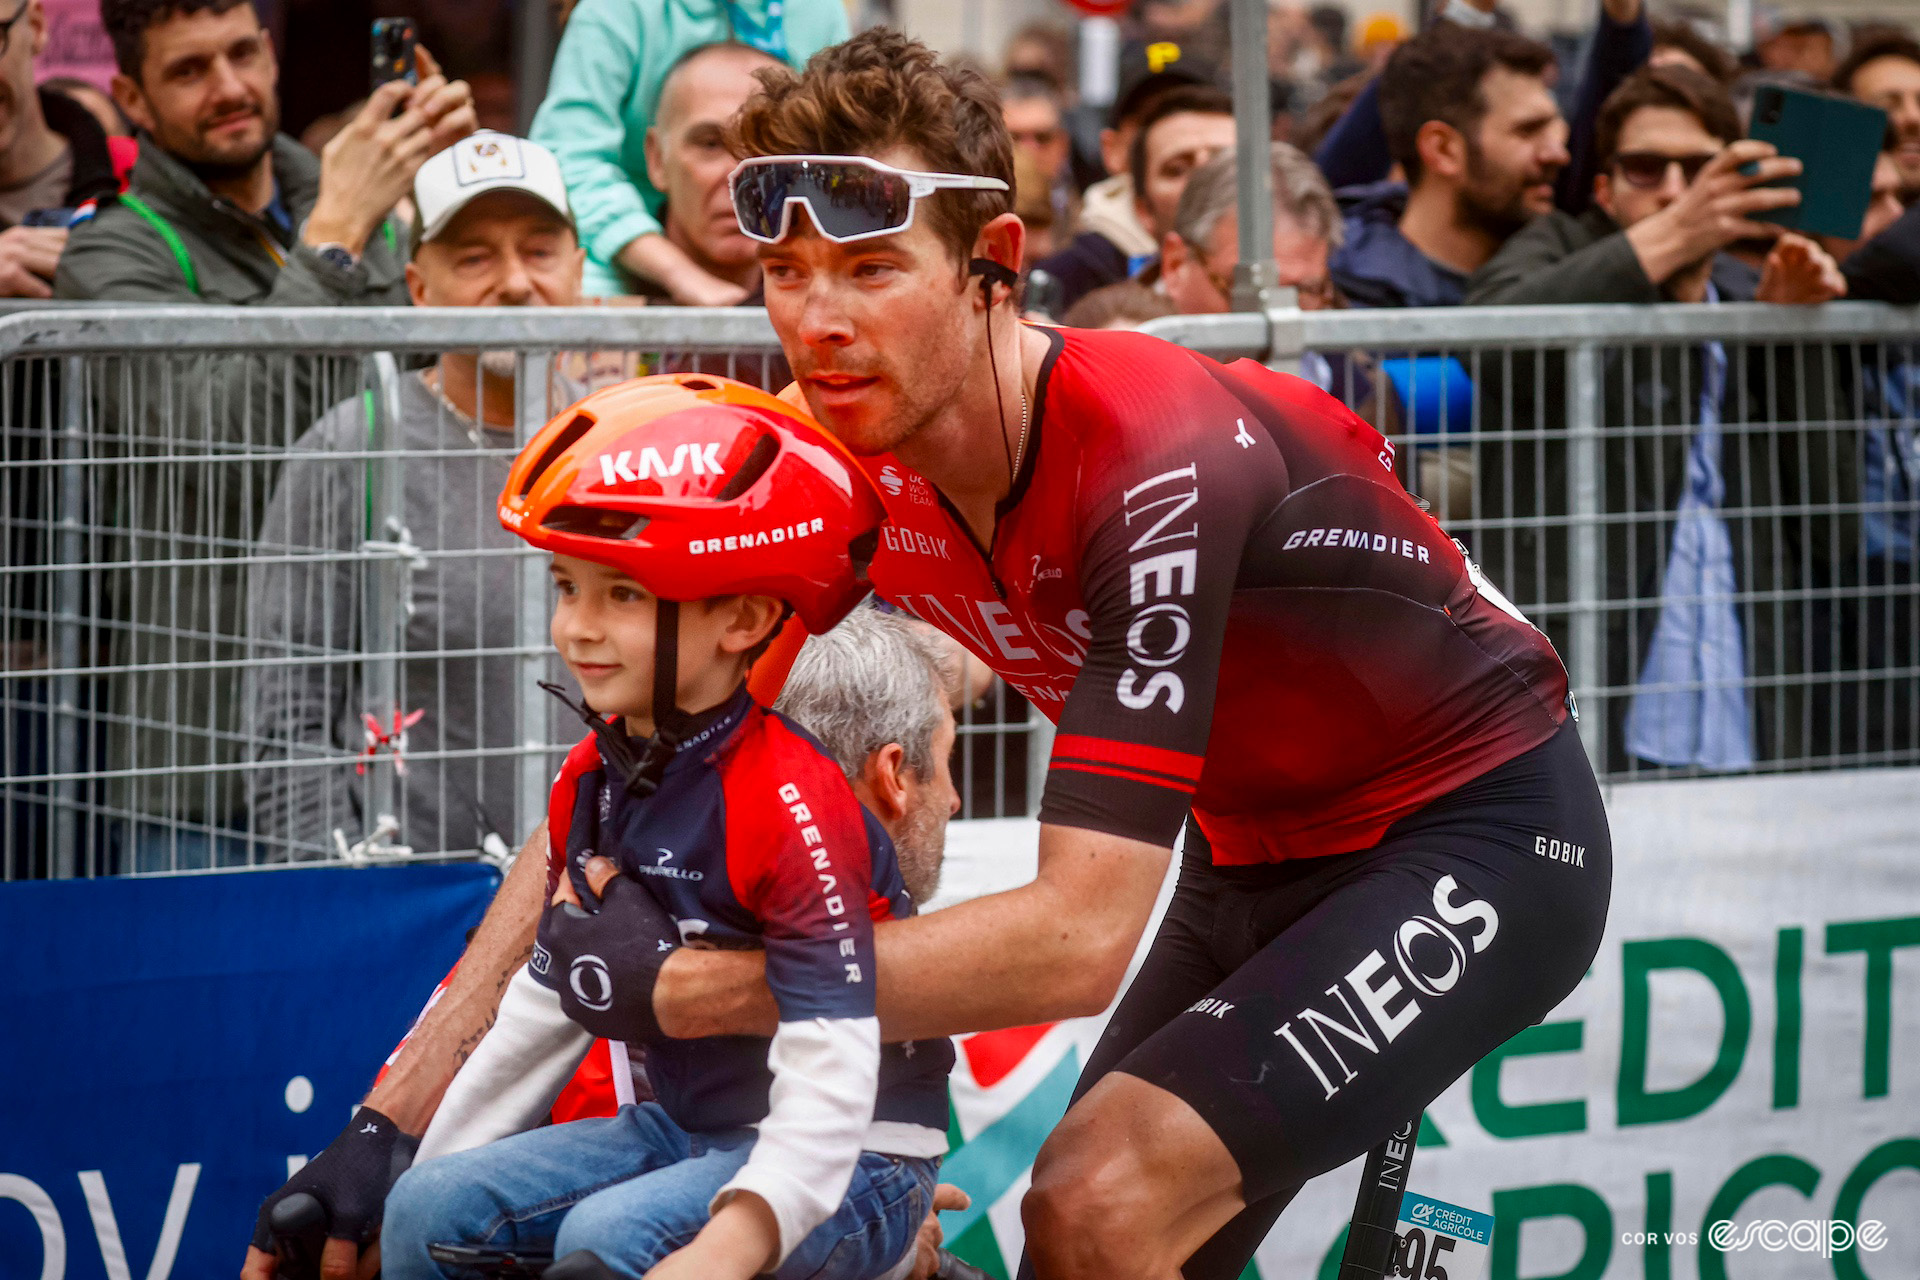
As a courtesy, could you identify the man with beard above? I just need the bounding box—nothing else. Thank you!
[60,0,473,306]
[246,133,584,861]
[50,0,474,869]
[1465,66,1851,774]
[1330,22,1568,308]
[1833,31,1920,203]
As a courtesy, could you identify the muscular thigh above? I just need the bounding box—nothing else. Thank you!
[1118,731,1611,1199]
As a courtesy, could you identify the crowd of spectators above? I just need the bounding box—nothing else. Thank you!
[7,0,1920,866]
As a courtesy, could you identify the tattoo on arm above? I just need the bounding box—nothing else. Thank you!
[451,943,534,1067]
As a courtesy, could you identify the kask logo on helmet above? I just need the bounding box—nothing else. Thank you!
[596,442,724,485]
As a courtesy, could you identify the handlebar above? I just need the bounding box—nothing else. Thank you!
[268,1192,327,1280]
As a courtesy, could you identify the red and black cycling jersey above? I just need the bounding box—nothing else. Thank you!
[542,688,953,1136]
[861,326,1570,865]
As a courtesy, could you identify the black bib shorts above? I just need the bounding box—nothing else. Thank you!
[1075,721,1612,1277]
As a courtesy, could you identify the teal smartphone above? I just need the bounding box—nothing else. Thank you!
[1746,84,1887,240]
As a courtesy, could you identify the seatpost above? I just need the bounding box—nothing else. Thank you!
[1339,1118,1418,1278]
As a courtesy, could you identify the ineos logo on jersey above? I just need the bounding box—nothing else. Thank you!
[1125,602,1193,668]
[597,443,722,485]
[1270,876,1499,1100]
[568,954,615,1012]
[1116,464,1200,712]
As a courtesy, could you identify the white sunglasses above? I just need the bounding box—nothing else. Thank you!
[728,154,1010,244]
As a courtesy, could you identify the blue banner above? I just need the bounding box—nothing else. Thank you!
[1,863,498,1280]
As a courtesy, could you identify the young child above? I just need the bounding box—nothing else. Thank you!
[379,374,954,1280]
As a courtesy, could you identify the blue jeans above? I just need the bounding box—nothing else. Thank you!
[383,1103,938,1280]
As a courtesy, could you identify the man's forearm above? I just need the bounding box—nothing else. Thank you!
[361,823,549,1134]
[658,825,1171,1042]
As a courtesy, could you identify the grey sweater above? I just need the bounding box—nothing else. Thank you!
[246,370,547,857]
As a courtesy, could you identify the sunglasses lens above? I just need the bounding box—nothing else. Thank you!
[1617,155,1666,188]
[731,164,792,240]
[732,161,915,242]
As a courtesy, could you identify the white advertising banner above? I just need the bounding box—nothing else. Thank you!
[927,767,1920,1280]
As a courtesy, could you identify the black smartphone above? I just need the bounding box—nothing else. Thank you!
[371,16,419,92]
[1746,84,1887,240]
[20,207,75,228]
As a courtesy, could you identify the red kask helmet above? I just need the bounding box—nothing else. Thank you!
[498,373,887,634]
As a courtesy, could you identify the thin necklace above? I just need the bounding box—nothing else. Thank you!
[1011,388,1031,482]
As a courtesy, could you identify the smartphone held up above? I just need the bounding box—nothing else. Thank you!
[1745,84,1889,240]
[371,16,419,93]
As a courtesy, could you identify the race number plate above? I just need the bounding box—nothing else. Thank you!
[1393,1193,1494,1280]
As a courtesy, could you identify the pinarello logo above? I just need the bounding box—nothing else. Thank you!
[879,466,904,497]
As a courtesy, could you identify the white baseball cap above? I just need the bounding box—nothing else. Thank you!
[413,131,574,244]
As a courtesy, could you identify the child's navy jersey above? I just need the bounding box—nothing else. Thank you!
[538,687,953,1178]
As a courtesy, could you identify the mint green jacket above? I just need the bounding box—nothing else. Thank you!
[531,0,848,295]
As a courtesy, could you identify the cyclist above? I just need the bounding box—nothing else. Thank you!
[633,29,1613,1279]
[247,30,1610,1280]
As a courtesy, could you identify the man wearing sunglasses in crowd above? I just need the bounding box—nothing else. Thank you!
[1466,64,1843,309]
[1462,65,1856,777]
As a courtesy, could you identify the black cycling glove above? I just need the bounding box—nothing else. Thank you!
[250,1106,417,1252]
[533,871,680,1044]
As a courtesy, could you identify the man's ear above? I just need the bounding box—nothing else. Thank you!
[1099,126,1125,177]
[111,73,155,136]
[1415,119,1467,181]
[972,212,1026,307]
[28,0,47,59]
[1592,171,1617,221]
[643,126,667,192]
[1161,229,1190,276]
[854,742,910,825]
[404,259,428,306]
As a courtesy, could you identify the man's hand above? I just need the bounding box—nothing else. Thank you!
[240,1239,379,1280]
[539,855,681,1042]
[0,226,67,299]
[550,853,618,906]
[906,1185,973,1280]
[1625,141,1802,288]
[614,233,751,306]
[668,271,751,307]
[304,46,476,255]
[241,1109,414,1280]
[1756,231,1847,303]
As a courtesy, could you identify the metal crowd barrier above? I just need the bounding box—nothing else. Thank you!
[3,302,1915,878]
